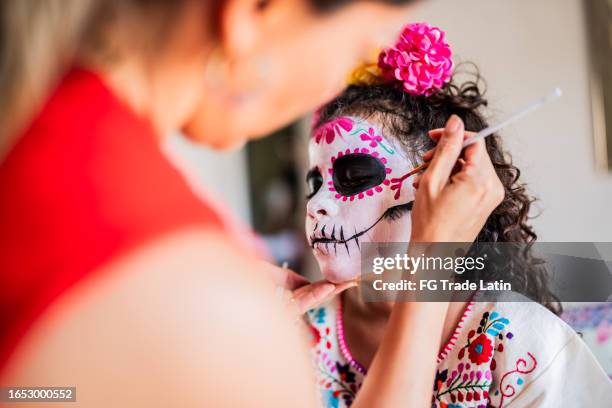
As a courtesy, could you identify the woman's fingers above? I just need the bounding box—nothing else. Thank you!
[424,115,465,190]
[293,281,335,313]
[415,127,481,190]
[284,269,310,290]
[421,148,435,162]
[462,137,487,165]
[450,138,504,208]
[332,280,359,295]
[268,263,310,290]
[428,128,476,141]
[411,118,504,244]
[424,128,477,162]
[292,280,357,314]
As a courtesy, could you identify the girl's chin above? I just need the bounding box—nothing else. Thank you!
[320,267,359,284]
[314,251,360,283]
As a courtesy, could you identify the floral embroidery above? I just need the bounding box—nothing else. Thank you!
[322,389,340,408]
[308,307,333,349]
[310,303,540,408]
[457,311,512,371]
[433,309,523,407]
[433,362,492,405]
[317,353,357,403]
[497,352,537,408]
[309,324,321,347]
[316,353,360,406]
[309,304,362,407]
[336,363,357,385]
[467,334,493,365]
[312,307,327,324]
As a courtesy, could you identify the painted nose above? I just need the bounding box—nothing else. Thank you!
[307,194,339,220]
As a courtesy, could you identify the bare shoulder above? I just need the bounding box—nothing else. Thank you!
[2,228,316,407]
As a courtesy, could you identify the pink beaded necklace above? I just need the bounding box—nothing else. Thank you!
[336,292,476,375]
[336,293,368,375]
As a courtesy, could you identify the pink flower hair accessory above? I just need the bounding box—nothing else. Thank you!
[378,22,453,96]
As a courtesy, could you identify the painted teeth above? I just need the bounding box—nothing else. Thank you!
[340,226,350,255]
[310,219,377,254]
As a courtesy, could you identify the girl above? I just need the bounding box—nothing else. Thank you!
[304,23,612,407]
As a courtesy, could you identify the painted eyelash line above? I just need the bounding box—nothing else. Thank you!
[327,148,393,201]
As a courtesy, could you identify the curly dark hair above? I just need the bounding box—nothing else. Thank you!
[315,67,561,314]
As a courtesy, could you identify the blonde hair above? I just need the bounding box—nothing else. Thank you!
[0,0,184,155]
[0,0,94,152]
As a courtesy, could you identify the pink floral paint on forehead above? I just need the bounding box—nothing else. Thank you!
[313,117,353,144]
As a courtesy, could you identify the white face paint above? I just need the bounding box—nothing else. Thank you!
[305,116,418,283]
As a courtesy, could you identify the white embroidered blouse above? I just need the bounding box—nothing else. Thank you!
[305,294,611,407]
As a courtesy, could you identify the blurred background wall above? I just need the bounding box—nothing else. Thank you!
[165,0,612,257]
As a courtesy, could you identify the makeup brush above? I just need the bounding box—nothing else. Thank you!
[403,87,563,179]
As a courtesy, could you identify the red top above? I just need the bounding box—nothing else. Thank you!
[0,69,239,371]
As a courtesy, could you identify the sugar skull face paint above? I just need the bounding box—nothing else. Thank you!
[306,116,418,283]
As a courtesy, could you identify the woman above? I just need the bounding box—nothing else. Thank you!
[0,1,502,406]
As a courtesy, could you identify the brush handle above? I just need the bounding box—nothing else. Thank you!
[462,87,562,148]
[410,87,562,176]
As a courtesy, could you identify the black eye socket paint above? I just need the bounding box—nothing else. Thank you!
[306,168,323,199]
[332,153,386,197]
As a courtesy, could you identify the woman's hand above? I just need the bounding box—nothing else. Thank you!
[291,279,357,314]
[410,115,504,243]
[353,116,504,408]
[268,263,357,314]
